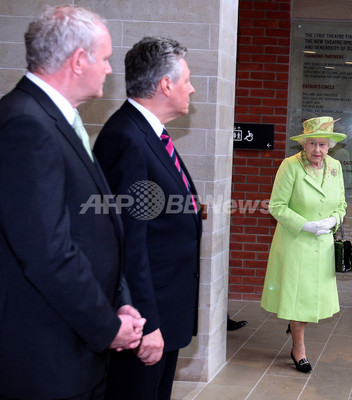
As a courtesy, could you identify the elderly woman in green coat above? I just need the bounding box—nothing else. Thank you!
[261,116,347,373]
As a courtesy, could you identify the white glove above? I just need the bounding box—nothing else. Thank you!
[317,216,336,230]
[315,229,332,236]
[302,217,336,236]
[302,221,320,234]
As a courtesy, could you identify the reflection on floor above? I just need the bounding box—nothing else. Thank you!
[171,298,352,400]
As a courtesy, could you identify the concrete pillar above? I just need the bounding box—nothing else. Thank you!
[0,0,238,383]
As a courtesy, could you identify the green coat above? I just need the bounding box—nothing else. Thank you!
[261,151,346,323]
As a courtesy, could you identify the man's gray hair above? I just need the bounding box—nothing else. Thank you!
[25,5,106,74]
[125,36,188,99]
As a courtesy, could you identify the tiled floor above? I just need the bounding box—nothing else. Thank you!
[172,285,352,399]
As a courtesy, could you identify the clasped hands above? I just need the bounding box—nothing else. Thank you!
[302,216,336,236]
[109,305,146,352]
[109,306,164,366]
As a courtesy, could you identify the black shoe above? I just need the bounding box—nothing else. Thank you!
[291,351,312,373]
[286,323,291,334]
[227,319,248,331]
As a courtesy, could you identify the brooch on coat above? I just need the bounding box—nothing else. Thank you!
[331,169,337,176]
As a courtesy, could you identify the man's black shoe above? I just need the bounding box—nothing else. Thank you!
[227,319,248,331]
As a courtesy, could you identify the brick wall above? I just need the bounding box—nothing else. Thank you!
[229,0,291,300]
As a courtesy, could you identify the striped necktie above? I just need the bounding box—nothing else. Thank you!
[160,129,197,213]
[72,111,94,162]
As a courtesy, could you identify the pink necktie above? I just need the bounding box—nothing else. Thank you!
[161,130,197,213]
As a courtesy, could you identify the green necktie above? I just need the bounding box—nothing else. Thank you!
[72,112,94,162]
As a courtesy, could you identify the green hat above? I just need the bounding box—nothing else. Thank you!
[290,116,347,142]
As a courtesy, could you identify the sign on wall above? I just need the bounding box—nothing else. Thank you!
[288,19,352,236]
[233,123,274,150]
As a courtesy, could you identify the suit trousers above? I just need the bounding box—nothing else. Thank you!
[105,349,179,400]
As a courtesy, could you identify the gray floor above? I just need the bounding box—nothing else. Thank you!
[171,274,352,399]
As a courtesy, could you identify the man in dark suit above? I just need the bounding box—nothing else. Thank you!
[0,5,145,400]
[94,36,202,400]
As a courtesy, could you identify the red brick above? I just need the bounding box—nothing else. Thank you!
[251,89,275,98]
[251,72,276,80]
[237,97,262,105]
[278,38,290,47]
[264,63,288,73]
[232,157,247,166]
[257,252,270,260]
[229,258,243,267]
[265,46,290,55]
[279,2,291,11]
[276,90,288,98]
[275,107,288,115]
[229,241,243,250]
[237,71,251,79]
[257,235,273,244]
[231,233,255,243]
[266,28,290,38]
[239,10,266,19]
[229,284,255,293]
[253,37,278,46]
[262,115,286,124]
[231,175,246,184]
[256,268,267,277]
[231,250,257,260]
[245,260,268,269]
[228,293,243,300]
[243,277,265,285]
[238,62,264,71]
[239,45,265,54]
[277,55,289,63]
[277,72,289,81]
[247,173,272,183]
[238,19,252,28]
[262,98,287,107]
[238,36,252,45]
[235,183,259,192]
[235,166,260,175]
[247,158,272,167]
[266,11,290,20]
[251,54,277,63]
[255,1,280,11]
[237,54,252,63]
[231,216,259,227]
[244,243,269,252]
[259,184,273,193]
[236,88,250,97]
[249,106,274,115]
[229,276,243,284]
[234,114,261,123]
[253,20,278,28]
[230,268,255,276]
[234,149,260,158]
[235,105,249,114]
[243,294,262,301]
[237,79,263,88]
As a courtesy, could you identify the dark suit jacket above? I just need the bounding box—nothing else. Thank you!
[0,77,129,399]
[94,100,202,353]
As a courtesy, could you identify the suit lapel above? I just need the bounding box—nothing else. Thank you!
[303,174,325,196]
[124,102,201,224]
[123,101,191,196]
[17,77,124,237]
[18,77,109,196]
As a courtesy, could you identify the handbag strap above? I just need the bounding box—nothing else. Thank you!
[339,215,344,240]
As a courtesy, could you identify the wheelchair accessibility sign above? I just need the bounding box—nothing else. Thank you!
[233,123,274,150]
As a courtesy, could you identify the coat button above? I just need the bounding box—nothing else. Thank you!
[194,272,199,278]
